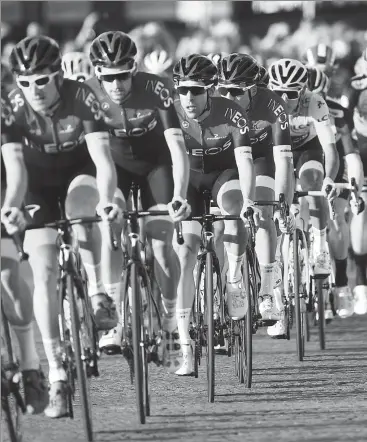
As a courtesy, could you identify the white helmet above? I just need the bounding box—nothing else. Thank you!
[268,58,308,90]
[307,67,330,95]
[143,50,173,75]
[354,48,367,76]
[61,52,93,82]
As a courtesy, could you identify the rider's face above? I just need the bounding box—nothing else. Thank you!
[177,83,209,119]
[271,86,305,114]
[100,62,134,105]
[16,68,62,113]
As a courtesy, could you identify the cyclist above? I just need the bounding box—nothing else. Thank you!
[172,54,256,375]
[87,31,191,370]
[1,74,48,415]
[304,43,336,76]
[267,58,340,336]
[349,49,367,314]
[217,53,294,337]
[308,66,364,318]
[5,35,120,418]
[61,51,94,82]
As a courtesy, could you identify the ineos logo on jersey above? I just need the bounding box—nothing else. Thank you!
[189,138,232,156]
[146,80,174,108]
[224,108,249,134]
[76,87,103,120]
[267,99,288,130]
[25,133,85,154]
[1,98,15,126]
[250,131,269,145]
[112,118,158,138]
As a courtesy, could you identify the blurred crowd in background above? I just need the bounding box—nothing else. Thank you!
[2,1,367,101]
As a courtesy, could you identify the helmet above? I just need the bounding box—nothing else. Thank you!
[62,52,93,82]
[256,65,269,86]
[9,36,61,75]
[173,54,217,86]
[89,31,137,67]
[307,67,330,95]
[305,44,335,69]
[354,48,367,76]
[218,53,259,86]
[269,59,308,89]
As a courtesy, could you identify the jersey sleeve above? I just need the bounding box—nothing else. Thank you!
[1,94,23,145]
[310,93,335,145]
[73,82,108,134]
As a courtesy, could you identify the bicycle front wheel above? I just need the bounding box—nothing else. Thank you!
[205,252,215,403]
[242,249,253,388]
[130,263,146,424]
[67,275,94,441]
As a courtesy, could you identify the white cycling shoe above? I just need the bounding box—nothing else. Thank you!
[99,324,123,355]
[335,286,354,318]
[353,285,367,315]
[267,317,286,338]
[259,295,282,321]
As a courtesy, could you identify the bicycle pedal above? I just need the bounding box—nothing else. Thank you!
[312,273,330,280]
[258,319,278,327]
[270,334,287,340]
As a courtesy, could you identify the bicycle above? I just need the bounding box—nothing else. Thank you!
[15,199,112,442]
[1,301,27,442]
[117,183,182,424]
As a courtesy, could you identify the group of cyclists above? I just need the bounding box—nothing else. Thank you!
[1,27,366,420]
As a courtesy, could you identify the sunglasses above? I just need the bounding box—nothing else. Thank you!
[176,86,209,96]
[217,86,245,97]
[273,89,302,100]
[99,71,133,83]
[16,71,59,89]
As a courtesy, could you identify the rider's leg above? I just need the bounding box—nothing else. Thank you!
[296,145,330,275]
[350,140,367,313]
[214,170,248,320]
[1,240,48,414]
[23,188,67,418]
[66,174,117,331]
[253,158,280,321]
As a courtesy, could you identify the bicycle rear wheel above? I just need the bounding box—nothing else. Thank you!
[130,263,146,424]
[67,275,94,441]
[193,260,205,379]
[205,252,215,403]
[316,277,326,350]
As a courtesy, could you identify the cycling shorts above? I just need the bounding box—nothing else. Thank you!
[293,137,324,179]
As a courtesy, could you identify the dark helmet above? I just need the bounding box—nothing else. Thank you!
[173,54,217,86]
[219,53,259,86]
[256,65,269,86]
[89,31,137,67]
[9,36,61,75]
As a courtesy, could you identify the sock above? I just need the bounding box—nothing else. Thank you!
[226,251,244,283]
[12,323,40,371]
[335,258,348,288]
[104,282,121,304]
[259,262,275,297]
[312,227,327,254]
[42,338,67,384]
[161,297,177,332]
[84,263,105,297]
[275,235,282,262]
[354,253,367,286]
[176,308,192,344]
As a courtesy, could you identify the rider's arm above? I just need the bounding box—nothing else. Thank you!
[84,131,117,206]
[1,142,27,208]
[311,95,339,180]
[232,128,255,203]
[158,93,189,200]
[271,104,294,206]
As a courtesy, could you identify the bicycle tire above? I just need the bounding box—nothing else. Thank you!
[193,259,205,379]
[293,230,304,361]
[1,393,18,442]
[237,323,244,384]
[242,249,253,388]
[67,275,94,441]
[130,262,146,424]
[316,278,326,350]
[205,252,215,403]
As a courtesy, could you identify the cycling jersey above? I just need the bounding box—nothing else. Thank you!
[2,79,105,169]
[288,90,333,149]
[350,76,367,137]
[236,86,291,153]
[174,96,251,173]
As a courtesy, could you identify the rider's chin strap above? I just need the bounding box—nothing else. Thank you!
[194,92,212,123]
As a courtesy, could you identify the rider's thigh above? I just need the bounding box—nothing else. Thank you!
[213,169,241,215]
[66,174,99,218]
[294,140,324,190]
[254,157,275,219]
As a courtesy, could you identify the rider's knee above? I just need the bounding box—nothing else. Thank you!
[65,174,99,218]
[299,161,324,190]
[145,204,174,241]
